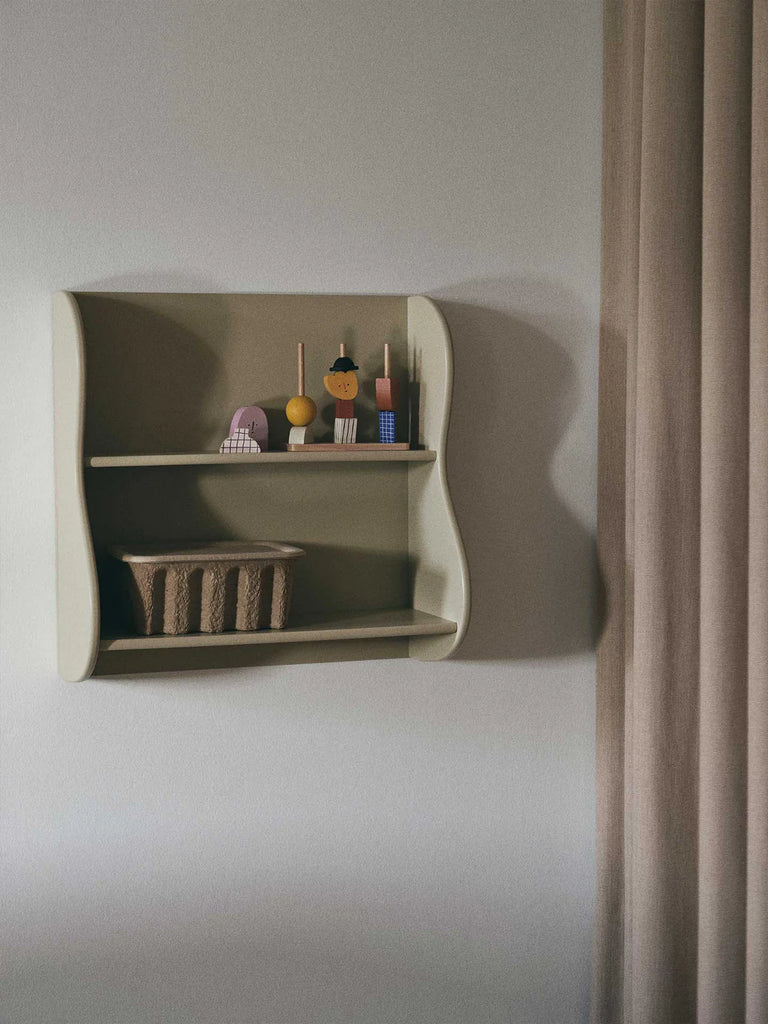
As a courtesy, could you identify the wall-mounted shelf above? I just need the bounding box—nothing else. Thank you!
[53,291,470,680]
[86,450,437,468]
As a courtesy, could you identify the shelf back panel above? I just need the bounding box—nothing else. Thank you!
[74,292,408,455]
[85,462,410,636]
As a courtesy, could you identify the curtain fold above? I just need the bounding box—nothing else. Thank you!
[747,7,768,1020]
[594,2,768,1022]
[699,4,751,1020]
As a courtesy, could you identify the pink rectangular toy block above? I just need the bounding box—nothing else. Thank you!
[375,377,400,411]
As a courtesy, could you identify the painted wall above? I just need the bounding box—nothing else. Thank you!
[0,2,601,1021]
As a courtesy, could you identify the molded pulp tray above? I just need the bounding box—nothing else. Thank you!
[110,542,306,635]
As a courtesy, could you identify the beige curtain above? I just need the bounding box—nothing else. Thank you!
[593,2,768,1022]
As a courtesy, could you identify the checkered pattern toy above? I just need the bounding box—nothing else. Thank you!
[378,410,396,444]
[219,428,262,453]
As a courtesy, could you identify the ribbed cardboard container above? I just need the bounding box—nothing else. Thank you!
[110,542,305,636]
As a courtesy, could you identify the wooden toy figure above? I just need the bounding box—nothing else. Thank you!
[376,343,399,443]
[220,405,268,453]
[285,342,316,444]
[324,343,358,444]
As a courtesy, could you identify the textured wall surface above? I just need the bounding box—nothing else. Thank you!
[0,2,601,1021]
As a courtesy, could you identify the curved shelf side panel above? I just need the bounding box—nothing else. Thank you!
[53,292,100,681]
[406,296,470,660]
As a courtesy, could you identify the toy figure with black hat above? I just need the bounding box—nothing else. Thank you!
[324,344,359,443]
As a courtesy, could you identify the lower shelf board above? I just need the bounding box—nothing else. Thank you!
[100,608,457,652]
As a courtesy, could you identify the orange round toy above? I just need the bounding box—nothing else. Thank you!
[286,394,316,426]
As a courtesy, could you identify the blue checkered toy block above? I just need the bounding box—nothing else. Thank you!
[378,410,396,444]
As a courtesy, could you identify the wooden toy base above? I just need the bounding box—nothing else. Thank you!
[284,442,410,452]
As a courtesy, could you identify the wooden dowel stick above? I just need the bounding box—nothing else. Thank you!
[340,342,346,358]
[384,343,391,380]
[298,342,305,396]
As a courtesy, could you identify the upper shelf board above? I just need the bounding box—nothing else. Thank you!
[86,450,437,468]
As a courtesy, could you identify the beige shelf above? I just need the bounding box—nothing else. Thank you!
[54,291,470,680]
[85,450,436,468]
[100,608,457,652]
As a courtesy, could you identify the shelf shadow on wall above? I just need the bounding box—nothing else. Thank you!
[435,291,603,661]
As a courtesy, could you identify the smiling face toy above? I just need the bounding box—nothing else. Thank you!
[323,355,359,401]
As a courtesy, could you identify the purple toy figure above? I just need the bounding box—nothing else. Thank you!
[219,405,269,453]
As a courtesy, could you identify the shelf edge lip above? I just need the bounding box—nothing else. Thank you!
[99,612,458,651]
[84,450,437,467]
